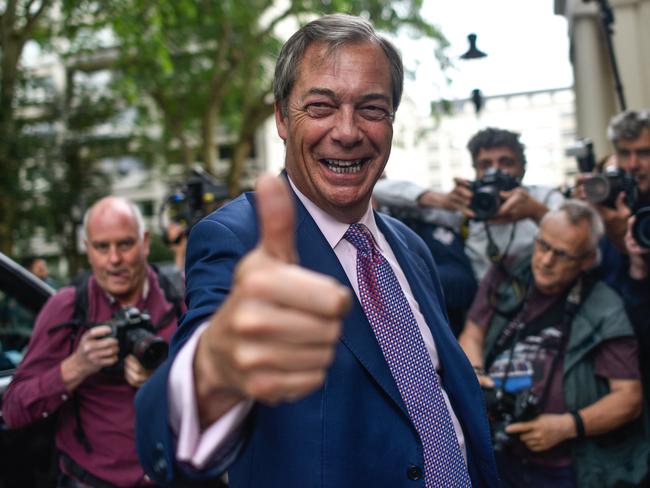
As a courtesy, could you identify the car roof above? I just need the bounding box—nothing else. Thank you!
[0,252,55,312]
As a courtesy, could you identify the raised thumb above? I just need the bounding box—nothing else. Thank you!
[255,174,297,263]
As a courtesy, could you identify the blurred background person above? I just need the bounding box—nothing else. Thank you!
[21,255,58,289]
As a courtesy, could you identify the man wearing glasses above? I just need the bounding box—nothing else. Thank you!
[459,199,648,487]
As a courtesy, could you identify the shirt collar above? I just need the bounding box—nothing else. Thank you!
[287,177,383,252]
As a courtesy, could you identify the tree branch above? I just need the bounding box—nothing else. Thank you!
[22,0,50,39]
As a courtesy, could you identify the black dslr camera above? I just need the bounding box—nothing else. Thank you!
[483,387,539,452]
[160,166,229,243]
[93,307,168,374]
[470,168,520,221]
[565,138,596,173]
[582,166,638,209]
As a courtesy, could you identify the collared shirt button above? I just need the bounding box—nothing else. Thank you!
[61,394,69,401]
[42,411,49,418]
[407,465,423,481]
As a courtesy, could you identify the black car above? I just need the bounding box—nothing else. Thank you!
[0,252,57,488]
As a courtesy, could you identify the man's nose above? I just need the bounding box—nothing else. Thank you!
[539,249,556,267]
[628,152,641,172]
[331,106,362,146]
[108,245,122,263]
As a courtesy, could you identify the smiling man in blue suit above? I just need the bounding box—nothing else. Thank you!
[136,14,499,487]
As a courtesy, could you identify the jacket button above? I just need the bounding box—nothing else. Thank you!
[407,465,423,480]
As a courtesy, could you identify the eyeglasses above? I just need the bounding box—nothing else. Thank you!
[534,237,589,262]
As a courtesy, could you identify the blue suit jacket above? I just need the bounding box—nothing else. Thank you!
[136,190,499,487]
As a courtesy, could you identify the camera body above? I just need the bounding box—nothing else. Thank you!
[92,307,168,374]
[470,168,520,221]
[161,166,229,243]
[565,138,596,173]
[583,166,637,209]
[483,387,539,452]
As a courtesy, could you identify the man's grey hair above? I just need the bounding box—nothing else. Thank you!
[273,14,404,118]
[82,197,146,240]
[607,109,650,146]
[541,199,604,251]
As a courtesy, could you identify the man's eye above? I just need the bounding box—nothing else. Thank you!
[305,104,335,118]
[358,106,391,121]
[118,240,135,251]
[94,244,109,253]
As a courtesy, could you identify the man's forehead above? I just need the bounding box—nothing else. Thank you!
[617,127,650,146]
[295,41,391,94]
[476,146,517,160]
[539,216,589,250]
[87,211,139,240]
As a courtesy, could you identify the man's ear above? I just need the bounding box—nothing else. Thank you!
[275,101,288,142]
[142,230,151,258]
[581,249,598,272]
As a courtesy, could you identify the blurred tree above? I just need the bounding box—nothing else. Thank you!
[0,0,54,254]
[100,0,448,195]
[2,1,134,273]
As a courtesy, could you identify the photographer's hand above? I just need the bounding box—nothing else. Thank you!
[436,178,475,217]
[505,413,575,452]
[124,354,153,388]
[594,193,631,252]
[60,326,119,392]
[193,175,351,429]
[490,188,548,225]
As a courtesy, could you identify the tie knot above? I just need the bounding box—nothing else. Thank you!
[344,223,376,255]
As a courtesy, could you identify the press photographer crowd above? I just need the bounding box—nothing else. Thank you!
[1,14,649,487]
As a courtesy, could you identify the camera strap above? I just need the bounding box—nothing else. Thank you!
[489,274,595,413]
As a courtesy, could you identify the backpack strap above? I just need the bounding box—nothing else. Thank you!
[48,272,94,453]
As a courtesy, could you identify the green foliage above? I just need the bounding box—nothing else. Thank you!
[1,0,449,273]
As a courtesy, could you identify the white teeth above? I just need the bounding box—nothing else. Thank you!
[324,159,364,173]
[325,159,363,167]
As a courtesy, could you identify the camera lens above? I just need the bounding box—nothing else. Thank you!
[471,186,500,221]
[632,207,650,249]
[127,328,169,370]
[583,175,611,204]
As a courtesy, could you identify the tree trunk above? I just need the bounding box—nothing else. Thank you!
[228,139,253,196]
[0,32,25,254]
[201,104,218,174]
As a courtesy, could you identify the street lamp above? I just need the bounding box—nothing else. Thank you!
[460,33,487,115]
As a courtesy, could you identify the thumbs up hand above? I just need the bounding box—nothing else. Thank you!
[194,175,351,427]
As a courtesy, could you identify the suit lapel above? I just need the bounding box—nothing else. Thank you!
[292,198,407,416]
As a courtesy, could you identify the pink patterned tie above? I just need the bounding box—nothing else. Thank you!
[345,223,471,487]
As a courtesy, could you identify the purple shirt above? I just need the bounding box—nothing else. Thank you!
[3,267,181,487]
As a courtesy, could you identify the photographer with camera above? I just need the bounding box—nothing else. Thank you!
[374,127,564,280]
[3,197,182,487]
[458,200,648,487]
